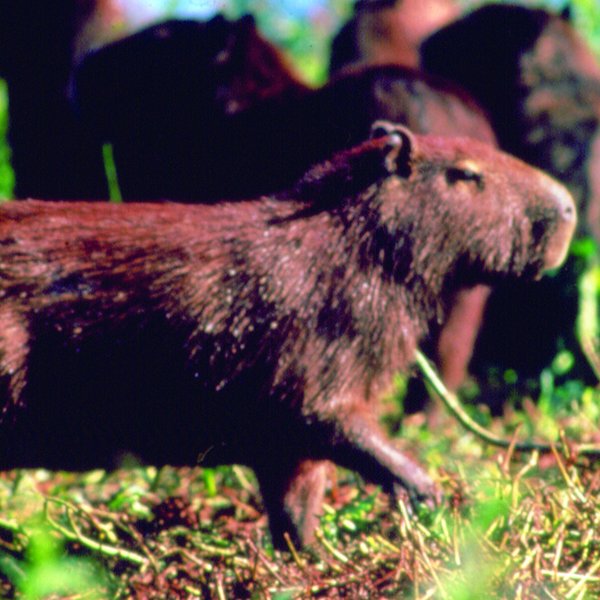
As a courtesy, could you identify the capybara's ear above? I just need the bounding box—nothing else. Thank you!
[370,120,415,177]
[239,13,256,28]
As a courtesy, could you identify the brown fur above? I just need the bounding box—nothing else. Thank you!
[75,17,498,397]
[0,128,575,547]
[330,0,460,74]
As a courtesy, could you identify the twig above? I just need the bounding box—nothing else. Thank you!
[415,350,600,457]
[551,446,588,504]
[565,554,600,599]
[283,532,305,569]
[232,465,257,495]
[314,528,350,564]
[43,499,149,567]
[246,538,287,587]
[577,260,600,382]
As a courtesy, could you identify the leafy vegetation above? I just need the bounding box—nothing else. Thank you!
[0,79,13,201]
[1,1,600,598]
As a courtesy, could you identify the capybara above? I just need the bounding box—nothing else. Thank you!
[0,125,576,547]
[0,8,305,199]
[75,19,497,392]
[421,4,600,382]
[0,0,117,199]
[330,0,461,74]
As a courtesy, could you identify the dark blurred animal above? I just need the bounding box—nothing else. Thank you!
[75,24,494,200]
[74,15,310,201]
[0,7,305,200]
[421,4,600,381]
[0,0,115,199]
[0,126,576,547]
[330,0,460,74]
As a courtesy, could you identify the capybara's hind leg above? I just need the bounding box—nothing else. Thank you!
[255,458,328,549]
[0,307,29,423]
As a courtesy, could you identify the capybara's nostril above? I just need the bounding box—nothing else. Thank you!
[561,198,576,223]
[553,181,577,225]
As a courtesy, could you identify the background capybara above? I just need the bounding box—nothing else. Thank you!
[0,127,576,547]
[0,7,302,200]
[330,0,461,73]
[0,0,119,199]
[74,15,310,201]
[74,19,495,200]
[421,4,600,385]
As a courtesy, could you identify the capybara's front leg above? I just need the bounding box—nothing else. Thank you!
[281,459,329,546]
[326,409,441,507]
[436,284,491,391]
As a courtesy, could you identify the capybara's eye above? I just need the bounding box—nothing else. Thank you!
[370,125,390,140]
[445,161,484,190]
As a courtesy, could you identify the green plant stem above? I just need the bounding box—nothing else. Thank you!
[43,500,148,567]
[415,350,600,458]
[577,260,600,381]
[102,143,122,203]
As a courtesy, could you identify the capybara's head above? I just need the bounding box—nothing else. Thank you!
[349,122,577,289]
[421,5,600,242]
[209,13,305,114]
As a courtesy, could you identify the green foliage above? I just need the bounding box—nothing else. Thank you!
[571,0,600,55]
[0,79,14,200]
[0,516,108,599]
[320,488,379,541]
[107,483,153,518]
[19,525,105,599]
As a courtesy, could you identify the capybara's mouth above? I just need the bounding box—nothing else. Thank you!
[540,177,577,271]
[543,221,576,271]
